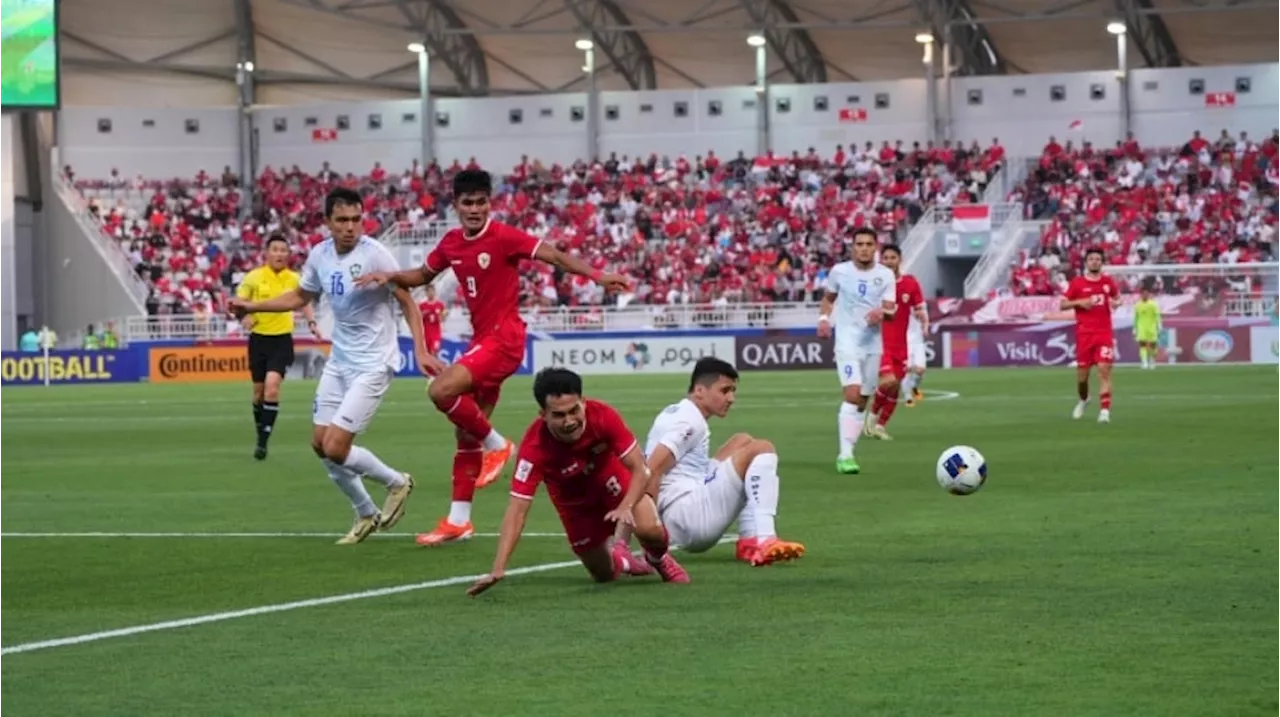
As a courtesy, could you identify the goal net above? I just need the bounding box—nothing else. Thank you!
[1103,262,1279,318]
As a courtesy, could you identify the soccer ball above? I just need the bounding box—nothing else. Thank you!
[936,445,987,495]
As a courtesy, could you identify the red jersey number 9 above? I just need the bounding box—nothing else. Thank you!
[465,276,478,298]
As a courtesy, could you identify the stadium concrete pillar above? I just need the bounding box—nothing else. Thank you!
[1,116,15,350]
[577,40,600,162]
[749,35,769,156]
[409,43,434,166]
[940,25,954,142]
[235,64,254,222]
[918,33,939,145]
[1108,22,1132,139]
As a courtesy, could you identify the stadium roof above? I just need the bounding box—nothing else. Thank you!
[61,0,1278,105]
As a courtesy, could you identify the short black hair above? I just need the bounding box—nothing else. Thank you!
[453,169,492,198]
[324,188,362,218]
[1085,247,1105,260]
[688,357,738,393]
[852,226,878,242]
[880,243,902,257]
[265,234,289,249]
[533,368,583,409]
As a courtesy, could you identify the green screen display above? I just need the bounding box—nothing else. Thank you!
[1,0,58,109]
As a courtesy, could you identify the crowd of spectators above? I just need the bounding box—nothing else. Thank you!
[1006,129,1279,297]
[70,138,1002,317]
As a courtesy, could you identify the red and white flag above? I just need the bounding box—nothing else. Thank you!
[838,107,867,123]
[1205,92,1236,108]
[1068,119,1083,130]
[951,204,992,233]
[312,128,338,142]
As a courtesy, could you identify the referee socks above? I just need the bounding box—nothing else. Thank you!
[258,401,280,446]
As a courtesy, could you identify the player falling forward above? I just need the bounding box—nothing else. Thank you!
[1133,285,1162,370]
[230,188,427,544]
[418,285,447,357]
[865,243,927,440]
[611,358,804,566]
[1060,248,1120,423]
[356,170,629,546]
[466,368,688,596]
[817,228,897,474]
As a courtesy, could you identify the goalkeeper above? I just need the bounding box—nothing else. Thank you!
[1133,286,1162,370]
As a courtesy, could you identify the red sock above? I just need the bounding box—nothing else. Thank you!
[876,387,900,426]
[1100,391,1112,410]
[451,437,483,502]
[433,393,494,441]
[639,527,670,563]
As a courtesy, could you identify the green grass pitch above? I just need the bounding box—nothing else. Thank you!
[2,366,1276,716]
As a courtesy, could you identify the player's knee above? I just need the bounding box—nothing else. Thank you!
[310,441,325,459]
[263,383,282,403]
[843,387,865,406]
[426,379,456,407]
[744,438,776,462]
[320,430,352,463]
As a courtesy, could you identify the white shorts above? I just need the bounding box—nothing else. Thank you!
[658,460,746,553]
[313,362,394,434]
[835,347,880,395]
[908,340,927,370]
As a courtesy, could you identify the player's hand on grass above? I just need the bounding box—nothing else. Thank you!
[354,271,392,289]
[604,505,635,527]
[467,572,503,597]
[596,272,632,294]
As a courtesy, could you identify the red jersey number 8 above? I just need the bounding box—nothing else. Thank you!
[605,476,622,496]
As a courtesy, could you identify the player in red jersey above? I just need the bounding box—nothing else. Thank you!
[865,244,926,440]
[467,368,689,596]
[1060,248,1120,424]
[417,285,447,355]
[356,170,630,545]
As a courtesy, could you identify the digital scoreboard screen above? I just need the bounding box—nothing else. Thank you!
[1,0,59,110]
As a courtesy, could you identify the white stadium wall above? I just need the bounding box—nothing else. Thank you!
[57,63,1279,178]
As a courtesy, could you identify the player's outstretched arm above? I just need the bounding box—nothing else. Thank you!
[354,266,436,290]
[605,444,653,525]
[391,286,442,376]
[468,496,533,597]
[532,243,630,293]
[229,288,316,317]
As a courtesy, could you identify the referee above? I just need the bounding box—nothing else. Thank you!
[237,234,320,460]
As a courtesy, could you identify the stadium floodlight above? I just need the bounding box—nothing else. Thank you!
[575,39,594,51]
[407,42,426,54]
[1106,21,1126,35]
[747,34,766,47]
[915,32,934,44]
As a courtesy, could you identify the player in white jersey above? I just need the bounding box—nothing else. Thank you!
[817,227,897,475]
[613,357,804,567]
[903,310,929,407]
[230,188,433,545]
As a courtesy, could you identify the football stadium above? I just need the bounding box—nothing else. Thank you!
[1,0,1277,714]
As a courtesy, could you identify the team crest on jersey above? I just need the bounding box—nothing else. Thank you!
[901,292,910,302]
[873,277,884,286]
[348,263,363,280]
[592,443,608,454]
[477,252,491,269]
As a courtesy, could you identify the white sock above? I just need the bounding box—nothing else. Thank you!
[902,373,918,396]
[448,500,472,525]
[838,402,863,458]
[481,430,506,451]
[736,505,757,540]
[342,445,404,487]
[743,453,780,538]
[323,458,377,517]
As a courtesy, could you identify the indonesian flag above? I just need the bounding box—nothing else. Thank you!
[1068,119,1083,130]
[951,204,992,233]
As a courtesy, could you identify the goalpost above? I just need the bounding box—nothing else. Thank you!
[1103,261,1279,318]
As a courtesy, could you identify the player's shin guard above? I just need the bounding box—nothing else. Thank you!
[1100,391,1112,410]
[433,394,503,450]
[343,445,403,487]
[259,401,279,446]
[744,454,780,538]
[323,458,378,517]
[838,402,863,458]
[252,401,264,431]
[449,439,483,524]
[875,388,900,427]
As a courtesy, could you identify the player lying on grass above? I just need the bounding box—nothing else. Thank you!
[865,243,927,441]
[467,368,688,597]
[230,188,423,544]
[1060,247,1120,423]
[817,228,897,474]
[611,357,805,567]
[356,169,630,548]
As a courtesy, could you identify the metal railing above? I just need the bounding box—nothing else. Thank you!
[963,218,1045,299]
[382,221,456,246]
[52,170,151,309]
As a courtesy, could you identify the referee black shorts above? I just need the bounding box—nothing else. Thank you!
[248,333,295,383]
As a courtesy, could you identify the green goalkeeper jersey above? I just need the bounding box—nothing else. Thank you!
[1133,299,1162,335]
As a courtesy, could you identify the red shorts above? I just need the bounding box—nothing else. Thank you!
[457,334,524,407]
[424,334,442,355]
[1077,335,1116,368]
[552,462,629,556]
[879,350,908,380]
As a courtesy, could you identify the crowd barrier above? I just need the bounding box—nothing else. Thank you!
[3,322,1275,386]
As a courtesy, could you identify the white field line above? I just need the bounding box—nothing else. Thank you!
[0,531,562,539]
[0,536,735,657]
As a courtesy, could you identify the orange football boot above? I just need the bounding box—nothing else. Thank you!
[747,536,805,567]
[415,517,475,546]
[475,439,514,489]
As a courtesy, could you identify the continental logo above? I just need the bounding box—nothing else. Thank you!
[149,346,251,383]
